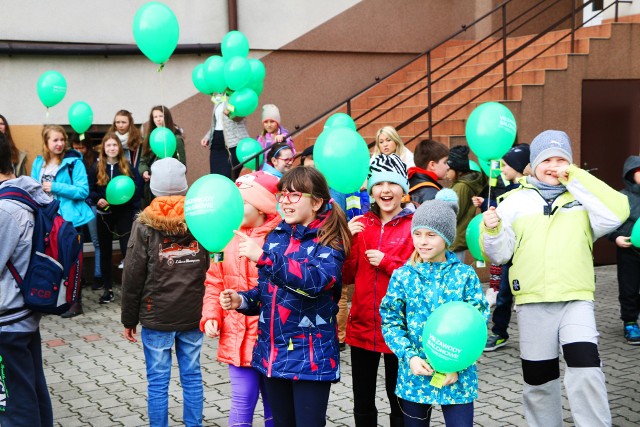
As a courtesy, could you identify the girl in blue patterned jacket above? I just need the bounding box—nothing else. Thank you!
[220,166,351,427]
[380,189,489,427]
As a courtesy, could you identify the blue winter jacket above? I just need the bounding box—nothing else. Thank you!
[239,215,345,382]
[380,251,489,405]
[31,150,94,227]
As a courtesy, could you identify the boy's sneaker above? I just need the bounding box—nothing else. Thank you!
[99,290,114,304]
[624,322,640,345]
[91,276,104,291]
[484,334,508,352]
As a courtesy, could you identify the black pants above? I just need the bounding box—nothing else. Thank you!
[97,209,134,290]
[616,247,640,323]
[350,345,402,419]
[0,329,53,427]
[262,375,331,427]
[209,130,239,180]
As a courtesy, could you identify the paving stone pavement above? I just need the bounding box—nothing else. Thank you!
[40,265,640,426]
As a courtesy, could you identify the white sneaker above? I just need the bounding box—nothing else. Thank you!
[485,288,498,307]
[118,261,124,269]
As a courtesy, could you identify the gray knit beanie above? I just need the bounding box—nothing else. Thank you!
[367,153,409,194]
[530,130,573,174]
[411,188,459,246]
[150,158,188,197]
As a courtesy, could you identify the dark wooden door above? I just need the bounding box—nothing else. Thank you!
[581,79,640,265]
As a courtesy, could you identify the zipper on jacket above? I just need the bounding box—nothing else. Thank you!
[267,284,278,377]
[372,223,385,350]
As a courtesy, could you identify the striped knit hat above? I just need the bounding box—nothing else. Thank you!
[367,153,409,194]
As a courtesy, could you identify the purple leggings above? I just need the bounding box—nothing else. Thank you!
[228,365,273,426]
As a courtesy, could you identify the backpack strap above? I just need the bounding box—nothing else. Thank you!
[0,186,39,211]
[409,181,440,193]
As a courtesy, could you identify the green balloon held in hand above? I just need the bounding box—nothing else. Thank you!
[236,138,263,171]
[465,102,516,161]
[150,127,177,159]
[422,301,487,373]
[314,127,370,194]
[192,63,214,95]
[106,175,136,205]
[68,101,93,135]
[204,55,227,94]
[132,2,180,65]
[184,174,244,253]
[221,31,250,59]
[465,213,485,262]
[37,70,67,108]
[228,88,259,117]
[630,219,640,247]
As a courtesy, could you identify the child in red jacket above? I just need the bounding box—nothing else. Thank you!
[200,171,280,426]
[343,153,414,427]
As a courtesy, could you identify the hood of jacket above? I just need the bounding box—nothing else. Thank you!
[0,176,52,206]
[623,156,640,192]
[137,196,188,235]
[457,171,487,194]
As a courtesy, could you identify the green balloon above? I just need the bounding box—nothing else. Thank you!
[184,174,244,253]
[422,301,487,373]
[469,160,481,172]
[37,70,67,108]
[314,127,370,194]
[224,56,252,91]
[465,213,484,262]
[236,138,263,171]
[465,102,516,160]
[228,88,259,117]
[478,158,501,178]
[150,127,177,159]
[106,175,136,205]
[324,112,357,131]
[192,64,213,95]
[204,55,227,94]
[132,2,180,64]
[68,101,93,134]
[631,219,640,247]
[248,59,266,82]
[221,31,250,58]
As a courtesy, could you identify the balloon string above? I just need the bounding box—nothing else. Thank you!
[161,70,167,158]
[45,108,50,125]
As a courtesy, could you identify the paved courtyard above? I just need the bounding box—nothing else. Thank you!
[40,265,640,426]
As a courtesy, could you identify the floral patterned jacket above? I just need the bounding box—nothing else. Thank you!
[380,251,489,405]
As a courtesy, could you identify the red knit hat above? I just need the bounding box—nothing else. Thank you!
[235,171,279,215]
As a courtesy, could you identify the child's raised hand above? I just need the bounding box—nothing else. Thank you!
[348,215,365,235]
[219,289,241,310]
[365,249,384,267]
[233,230,264,262]
[483,206,501,229]
[409,356,434,376]
[548,164,570,180]
[616,236,633,248]
[472,196,484,207]
[204,319,220,338]
[443,372,459,386]
[274,134,284,143]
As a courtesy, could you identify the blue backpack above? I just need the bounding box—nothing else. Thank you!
[1,186,82,314]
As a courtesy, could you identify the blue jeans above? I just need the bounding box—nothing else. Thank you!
[491,264,514,338]
[86,205,101,278]
[141,327,204,427]
[400,399,473,427]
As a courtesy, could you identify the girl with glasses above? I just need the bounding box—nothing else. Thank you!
[263,142,294,179]
[219,167,351,426]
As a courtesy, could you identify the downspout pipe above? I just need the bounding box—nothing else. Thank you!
[0,41,221,57]
[228,0,238,31]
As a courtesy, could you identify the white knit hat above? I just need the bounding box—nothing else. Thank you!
[262,104,281,124]
[150,158,188,197]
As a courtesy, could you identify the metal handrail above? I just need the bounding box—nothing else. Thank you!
[236,0,627,170]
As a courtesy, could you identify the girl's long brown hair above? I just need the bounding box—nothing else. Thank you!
[108,110,143,151]
[42,125,68,164]
[0,114,19,165]
[278,167,351,256]
[96,132,133,186]
[142,105,180,157]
